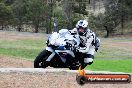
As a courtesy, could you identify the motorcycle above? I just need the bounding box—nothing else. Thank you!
[34,29,87,70]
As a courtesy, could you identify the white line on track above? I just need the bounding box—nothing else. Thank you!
[0,68,131,74]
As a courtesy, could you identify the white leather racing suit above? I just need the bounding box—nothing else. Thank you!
[70,28,100,65]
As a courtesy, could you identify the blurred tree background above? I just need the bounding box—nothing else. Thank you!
[0,0,132,37]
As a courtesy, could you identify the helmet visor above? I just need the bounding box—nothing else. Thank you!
[78,26,87,36]
[79,28,85,32]
[78,26,86,32]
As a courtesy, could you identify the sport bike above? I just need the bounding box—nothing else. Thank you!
[34,29,87,70]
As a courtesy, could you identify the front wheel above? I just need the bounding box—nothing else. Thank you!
[34,49,51,68]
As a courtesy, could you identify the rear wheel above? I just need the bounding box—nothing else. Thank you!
[34,49,51,68]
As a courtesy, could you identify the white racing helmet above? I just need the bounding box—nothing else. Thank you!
[76,20,88,36]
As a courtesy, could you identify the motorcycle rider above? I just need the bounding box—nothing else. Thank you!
[70,20,100,67]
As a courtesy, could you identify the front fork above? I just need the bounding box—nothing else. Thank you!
[45,47,55,62]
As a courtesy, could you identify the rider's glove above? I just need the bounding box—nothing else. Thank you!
[75,47,81,53]
[95,48,98,52]
[75,48,79,53]
[66,41,72,47]
[66,40,76,47]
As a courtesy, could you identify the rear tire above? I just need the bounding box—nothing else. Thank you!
[34,49,51,68]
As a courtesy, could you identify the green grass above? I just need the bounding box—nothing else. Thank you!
[0,47,41,60]
[95,48,132,59]
[85,59,132,73]
[95,38,132,59]
[0,39,45,60]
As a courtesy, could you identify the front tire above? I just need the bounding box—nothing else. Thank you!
[34,49,51,68]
